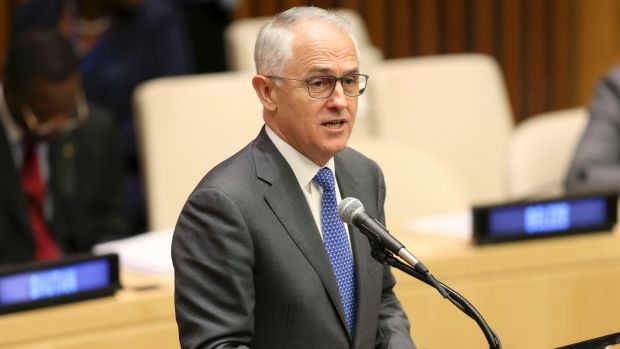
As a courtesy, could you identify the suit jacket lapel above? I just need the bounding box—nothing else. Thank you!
[335,152,376,342]
[0,121,32,241]
[48,131,78,237]
[253,128,351,337]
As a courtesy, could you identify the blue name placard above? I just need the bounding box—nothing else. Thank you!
[0,254,120,314]
[473,194,618,244]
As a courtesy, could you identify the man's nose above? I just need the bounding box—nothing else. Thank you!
[327,81,348,109]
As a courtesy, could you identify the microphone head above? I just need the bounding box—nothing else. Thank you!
[338,197,365,224]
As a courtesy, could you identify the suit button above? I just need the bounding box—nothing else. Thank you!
[62,144,75,158]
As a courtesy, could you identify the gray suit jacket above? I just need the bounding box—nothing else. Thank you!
[172,127,415,349]
[566,65,620,193]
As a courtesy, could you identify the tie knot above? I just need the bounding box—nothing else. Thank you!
[313,167,335,192]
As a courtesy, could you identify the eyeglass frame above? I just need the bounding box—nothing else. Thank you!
[264,73,369,99]
[20,87,90,138]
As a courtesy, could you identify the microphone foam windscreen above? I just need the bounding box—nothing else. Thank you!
[338,197,364,224]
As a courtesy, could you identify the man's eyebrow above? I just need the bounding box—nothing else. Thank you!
[307,67,333,75]
[307,67,360,75]
[344,68,360,74]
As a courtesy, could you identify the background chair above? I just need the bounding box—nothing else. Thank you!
[133,68,470,231]
[133,72,263,230]
[369,53,514,204]
[507,107,588,199]
[347,138,469,228]
[134,53,514,230]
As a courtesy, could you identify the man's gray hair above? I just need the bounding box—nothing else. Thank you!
[254,7,358,76]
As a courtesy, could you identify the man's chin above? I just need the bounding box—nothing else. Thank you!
[326,139,350,156]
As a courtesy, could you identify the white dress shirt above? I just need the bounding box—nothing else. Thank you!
[265,125,351,243]
[0,84,52,219]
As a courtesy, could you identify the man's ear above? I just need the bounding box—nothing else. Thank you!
[252,75,277,112]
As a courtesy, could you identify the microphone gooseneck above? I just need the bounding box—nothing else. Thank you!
[338,197,502,349]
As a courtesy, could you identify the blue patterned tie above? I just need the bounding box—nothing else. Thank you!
[313,167,357,336]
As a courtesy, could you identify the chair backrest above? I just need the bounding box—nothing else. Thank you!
[347,138,469,228]
[223,9,383,72]
[369,54,513,204]
[133,72,264,230]
[507,107,588,199]
[223,16,265,72]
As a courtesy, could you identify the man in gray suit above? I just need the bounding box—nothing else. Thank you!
[566,65,620,193]
[172,7,416,349]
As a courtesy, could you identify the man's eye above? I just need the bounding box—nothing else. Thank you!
[343,77,357,85]
[309,79,327,88]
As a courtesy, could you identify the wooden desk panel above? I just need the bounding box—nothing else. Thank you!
[394,230,620,348]
[0,231,619,348]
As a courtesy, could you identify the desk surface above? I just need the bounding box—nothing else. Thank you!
[394,228,620,348]
[398,228,620,278]
[1,228,619,349]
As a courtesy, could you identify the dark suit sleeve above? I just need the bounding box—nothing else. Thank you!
[91,110,132,241]
[566,67,620,193]
[172,186,254,349]
[374,166,417,349]
[51,105,130,252]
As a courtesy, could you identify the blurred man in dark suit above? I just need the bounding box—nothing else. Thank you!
[12,0,195,233]
[0,29,129,264]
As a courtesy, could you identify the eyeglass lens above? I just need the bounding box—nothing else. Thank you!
[307,74,368,98]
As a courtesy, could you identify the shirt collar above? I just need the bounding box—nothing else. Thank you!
[0,83,24,146]
[265,125,336,189]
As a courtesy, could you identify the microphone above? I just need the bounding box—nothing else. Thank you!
[338,197,428,274]
[340,198,501,347]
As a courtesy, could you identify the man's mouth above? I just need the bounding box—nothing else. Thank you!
[323,120,344,129]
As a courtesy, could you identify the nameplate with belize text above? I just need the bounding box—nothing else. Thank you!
[472,193,618,244]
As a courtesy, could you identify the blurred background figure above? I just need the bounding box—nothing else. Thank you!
[0,29,130,265]
[12,0,195,233]
[566,65,620,195]
[175,0,239,73]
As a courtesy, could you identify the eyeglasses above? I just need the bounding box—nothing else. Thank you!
[21,88,89,138]
[265,73,369,99]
